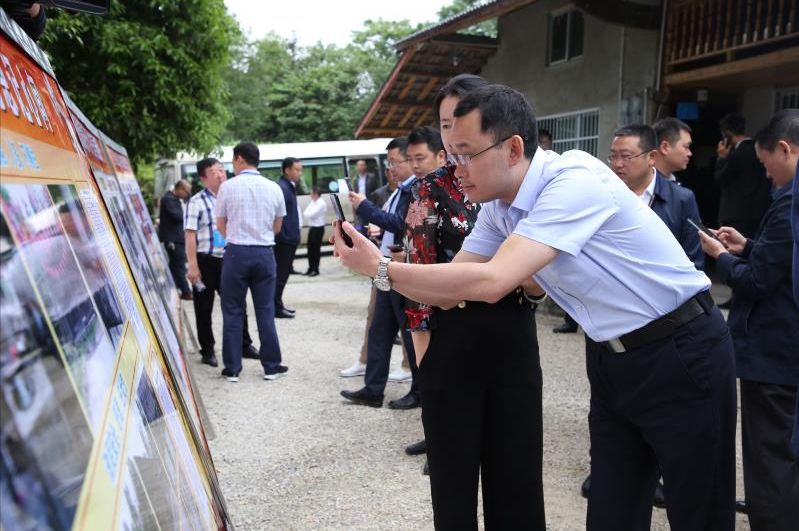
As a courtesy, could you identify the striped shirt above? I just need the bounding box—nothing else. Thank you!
[215,169,286,246]
[185,188,224,257]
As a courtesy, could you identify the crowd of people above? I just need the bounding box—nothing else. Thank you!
[155,75,799,530]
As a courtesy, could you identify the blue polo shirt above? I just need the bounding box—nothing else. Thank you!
[462,148,710,342]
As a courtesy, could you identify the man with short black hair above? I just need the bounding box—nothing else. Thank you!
[653,117,693,182]
[700,109,799,531]
[611,124,704,269]
[538,128,553,151]
[274,156,302,318]
[336,84,736,530]
[159,179,192,300]
[185,157,258,367]
[215,142,287,382]
[715,112,771,237]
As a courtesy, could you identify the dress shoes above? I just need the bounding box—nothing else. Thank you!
[735,499,747,514]
[200,353,218,367]
[388,392,420,410]
[242,345,260,359]
[653,480,666,508]
[284,306,296,313]
[340,388,383,408]
[405,439,426,456]
[580,475,591,498]
[552,322,578,333]
[275,308,295,319]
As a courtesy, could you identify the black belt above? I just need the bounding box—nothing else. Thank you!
[602,290,714,354]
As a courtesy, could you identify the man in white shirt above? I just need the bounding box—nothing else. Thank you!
[335,85,736,530]
[302,186,326,276]
[185,157,258,367]
[215,142,287,382]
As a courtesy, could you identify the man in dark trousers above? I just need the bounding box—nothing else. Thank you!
[336,85,736,530]
[715,112,771,237]
[159,179,192,300]
[700,108,799,531]
[274,157,302,319]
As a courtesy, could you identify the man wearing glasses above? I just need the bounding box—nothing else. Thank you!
[609,124,704,270]
[335,84,736,530]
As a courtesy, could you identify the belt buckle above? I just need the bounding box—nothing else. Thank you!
[606,337,626,354]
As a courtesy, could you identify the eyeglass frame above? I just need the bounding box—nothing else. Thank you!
[446,135,514,167]
[606,150,652,164]
[385,159,409,169]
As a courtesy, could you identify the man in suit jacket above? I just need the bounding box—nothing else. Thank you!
[715,112,772,237]
[611,125,704,269]
[352,159,380,227]
[159,179,192,299]
[700,109,799,531]
[274,157,302,319]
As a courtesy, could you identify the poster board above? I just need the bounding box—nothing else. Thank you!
[0,8,231,530]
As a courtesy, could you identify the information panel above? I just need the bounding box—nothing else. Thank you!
[0,8,230,530]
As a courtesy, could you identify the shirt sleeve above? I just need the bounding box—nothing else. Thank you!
[184,197,201,231]
[461,203,507,257]
[513,168,619,256]
[404,181,439,331]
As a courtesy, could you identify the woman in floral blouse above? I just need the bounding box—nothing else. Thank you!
[399,74,546,529]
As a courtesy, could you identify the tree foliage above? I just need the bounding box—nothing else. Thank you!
[39,0,238,167]
[223,18,422,144]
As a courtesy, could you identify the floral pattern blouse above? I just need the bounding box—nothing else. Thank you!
[403,163,481,331]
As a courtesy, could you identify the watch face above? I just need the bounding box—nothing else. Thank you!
[373,277,391,291]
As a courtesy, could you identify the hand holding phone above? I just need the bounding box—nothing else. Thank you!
[329,194,353,247]
[687,218,723,244]
[387,244,404,253]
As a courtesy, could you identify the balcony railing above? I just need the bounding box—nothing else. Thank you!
[665,0,798,66]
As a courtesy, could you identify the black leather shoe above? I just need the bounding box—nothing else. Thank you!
[553,322,578,333]
[405,439,426,456]
[580,475,590,499]
[388,392,421,410]
[201,354,218,367]
[275,309,295,319]
[392,335,401,346]
[284,306,296,314]
[735,499,747,514]
[653,480,666,508]
[242,345,260,359]
[340,388,383,408]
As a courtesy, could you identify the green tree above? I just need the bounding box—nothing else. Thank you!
[222,18,422,143]
[39,0,238,168]
[437,0,497,37]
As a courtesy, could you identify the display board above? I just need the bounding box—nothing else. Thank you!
[0,8,231,530]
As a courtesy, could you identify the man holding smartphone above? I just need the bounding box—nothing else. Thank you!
[339,137,420,409]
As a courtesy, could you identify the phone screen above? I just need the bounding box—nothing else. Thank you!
[329,194,353,247]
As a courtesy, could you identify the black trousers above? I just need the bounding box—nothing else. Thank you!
[165,241,191,295]
[740,379,799,531]
[274,241,297,311]
[418,292,544,530]
[364,289,417,397]
[585,306,737,531]
[193,253,252,356]
[306,226,324,273]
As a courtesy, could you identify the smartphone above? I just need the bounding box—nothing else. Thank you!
[329,194,353,247]
[687,218,722,243]
[388,244,404,253]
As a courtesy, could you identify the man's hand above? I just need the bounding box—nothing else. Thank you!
[348,191,366,210]
[716,139,731,159]
[187,264,201,285]
[698,230,728,259]
[520,277,546,298]
[715,226,747,255]
[333,221,383,276]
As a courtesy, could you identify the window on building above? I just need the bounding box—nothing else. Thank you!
[548,9,584,65]
[538,108,600,156]
[775,86,799,111]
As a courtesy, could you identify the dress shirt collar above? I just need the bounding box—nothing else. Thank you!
[399,174,416,190]
[238,169,260,176]
[639,168,657,205]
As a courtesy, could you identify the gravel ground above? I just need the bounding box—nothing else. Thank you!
[186,256,749,530]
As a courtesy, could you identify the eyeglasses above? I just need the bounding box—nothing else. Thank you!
[386,159,408,169]
[607,151,650,164]
[447,136,513,166]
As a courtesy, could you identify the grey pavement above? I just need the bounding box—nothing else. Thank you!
[185,256,747,530]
